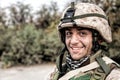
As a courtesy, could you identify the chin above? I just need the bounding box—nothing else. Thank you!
[71,56,82,60]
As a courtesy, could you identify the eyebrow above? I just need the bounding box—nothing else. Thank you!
[77,28,84,30]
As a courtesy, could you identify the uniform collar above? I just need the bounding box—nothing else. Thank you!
[90,49,103,63]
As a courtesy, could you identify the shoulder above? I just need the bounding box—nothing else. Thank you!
[103,56,120,80]
[49,67,59,80]
[106,68,120,80]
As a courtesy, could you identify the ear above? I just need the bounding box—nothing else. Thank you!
[98,36,105,45]
[98,39,103,44]
[95,31,105,45]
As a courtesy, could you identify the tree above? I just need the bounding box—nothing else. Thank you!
[34,1,60,29]
[9,2,33,28]
[0,7,7,28]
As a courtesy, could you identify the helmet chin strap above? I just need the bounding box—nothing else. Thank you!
[56,47,66,76]
[92,30,101,52]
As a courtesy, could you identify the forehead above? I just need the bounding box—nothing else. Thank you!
[64,27,92,32]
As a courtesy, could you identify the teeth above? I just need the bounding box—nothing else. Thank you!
[72,47,84,50]
[72,48,79,50]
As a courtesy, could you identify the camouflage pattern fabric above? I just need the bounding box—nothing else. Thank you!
[50,50,120,80]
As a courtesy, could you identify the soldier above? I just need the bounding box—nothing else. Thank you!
[50,2,120,80]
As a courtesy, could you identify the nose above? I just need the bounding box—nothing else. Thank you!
[70,35,79,45]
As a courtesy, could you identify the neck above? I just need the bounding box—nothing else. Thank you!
[66,54,90,70]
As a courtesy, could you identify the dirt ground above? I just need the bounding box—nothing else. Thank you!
[0,63,55,80]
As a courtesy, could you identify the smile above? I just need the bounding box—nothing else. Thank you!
[70,46,84,52]
[71,46,84,49]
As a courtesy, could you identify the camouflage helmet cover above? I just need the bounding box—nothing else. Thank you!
[58,2,112,43]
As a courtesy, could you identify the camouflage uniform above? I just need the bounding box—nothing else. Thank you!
[50,2,120,80]
[50,50,120,80]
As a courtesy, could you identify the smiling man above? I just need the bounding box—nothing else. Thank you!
[50,2,120,80]
[65,28,92,61]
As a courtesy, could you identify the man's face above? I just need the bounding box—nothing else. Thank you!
[65,27,93,60]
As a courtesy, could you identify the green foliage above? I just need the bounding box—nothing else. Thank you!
[0,22,62,68]
[34,1,59,29]
[0,1,62,68]
[0,25,43,67]
[9,2,32,26]
[43,22,62,61]
[108,28,120,59]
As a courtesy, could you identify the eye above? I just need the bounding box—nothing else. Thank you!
[79,31,87,37]
[65,31,72,37]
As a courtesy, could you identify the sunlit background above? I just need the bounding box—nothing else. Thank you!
[0,0,70,11]
[0,0,120,80]
[0,0,120,68]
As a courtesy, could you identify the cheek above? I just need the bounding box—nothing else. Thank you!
[65,39,69,47]
[88,40,93,50]
[84,37,93,48]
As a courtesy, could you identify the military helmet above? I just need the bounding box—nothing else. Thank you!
[58,2,112,43]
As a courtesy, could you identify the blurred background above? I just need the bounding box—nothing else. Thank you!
[0,0,120,68]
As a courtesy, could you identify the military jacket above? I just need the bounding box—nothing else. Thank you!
[50,50,120,80]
